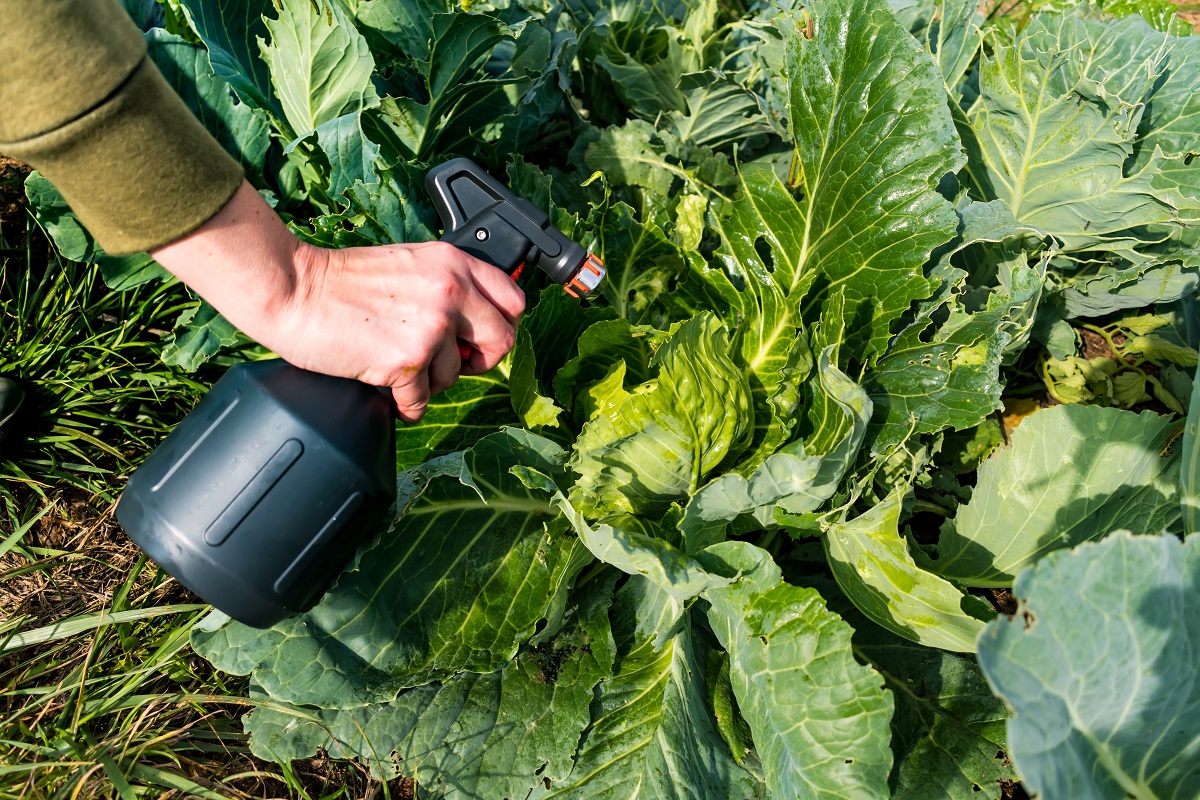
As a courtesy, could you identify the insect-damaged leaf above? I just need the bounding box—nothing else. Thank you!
[849,607,1016,800]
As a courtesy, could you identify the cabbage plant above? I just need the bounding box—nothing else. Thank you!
[28,0,1200,796]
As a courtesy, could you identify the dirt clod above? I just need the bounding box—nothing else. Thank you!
[1000,778,1031,799]
[0,154,30,223]
[989,588,1018,617]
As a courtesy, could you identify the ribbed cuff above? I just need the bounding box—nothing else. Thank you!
[2,58,244,255]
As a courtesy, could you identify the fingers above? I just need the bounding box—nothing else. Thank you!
[466,257,526,325]
[457,290,517,373]
[385,243,524,417]
[428,338,463,395]
[391,367,431,423]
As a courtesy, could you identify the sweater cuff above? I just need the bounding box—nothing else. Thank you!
[2,57,243,255]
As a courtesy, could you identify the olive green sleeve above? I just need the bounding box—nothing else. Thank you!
[0,0,244,255]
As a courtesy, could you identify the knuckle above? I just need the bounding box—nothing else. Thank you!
[498,328,516,353]
[431,269,467,300]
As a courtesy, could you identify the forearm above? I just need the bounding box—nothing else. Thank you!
[150,180,306,346]
[148,182,525,421]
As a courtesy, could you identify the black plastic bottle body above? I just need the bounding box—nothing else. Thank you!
[115,360,397,628]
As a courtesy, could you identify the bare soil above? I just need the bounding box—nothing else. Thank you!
[0,154,29,219]
[1170,0,1200,30]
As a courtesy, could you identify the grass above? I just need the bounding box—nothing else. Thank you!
[0,164,416,799]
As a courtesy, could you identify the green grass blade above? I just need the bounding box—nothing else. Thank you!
[0,503,53,560]
[1,604,207,654]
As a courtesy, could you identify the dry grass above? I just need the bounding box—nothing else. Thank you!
[1,487,418,800]
[0,162,416,798]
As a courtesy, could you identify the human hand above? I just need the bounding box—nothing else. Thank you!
[151,181,525,421]
[278,240,524,420]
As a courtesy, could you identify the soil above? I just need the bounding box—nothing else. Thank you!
[0,155,29,218]
[0,488,195,624]
[1170,0,1200,30]
[0,154,30,251]
[988,588,1019,617]
[1001,777,1032,799]
[1078,327,1114,361]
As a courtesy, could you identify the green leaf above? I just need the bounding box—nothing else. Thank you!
[849,611,1017,800]
[532,576,760,799]
[522,287,620,390]
[314,113,382,197]
[767,0,964,363]
[926,405,1182,587]
[583,120,685,197]
[568,313,753,518]
[701,541,895,799]
[145,29,272,185]
[511,326,565,430]
[245,575,618,794]
[591,201,689,328]
[1058,259,1200,318]
[667,70,774,149]
[1103,0,1196,35]
[394,371,514,473]
[595,24,689,118]
[824,490,991,653]
[371,13,513,160]
[889,0,985,90]
[161,301,242,371]
[517,466,732,605]
[260,0,380,142]
[192,430,590,707]
[176,0,283,120]
[1183,361,1200,534]
[553,318,663,416]
[977,532,1200,800]
[349,0,454,61]
[296,169,434,248]
[936,417,1006,475]
[681,346,869,536]
[965,12,1182,262]
[1123,334,1200,366]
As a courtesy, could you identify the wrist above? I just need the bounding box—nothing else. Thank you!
[151,180,320,347]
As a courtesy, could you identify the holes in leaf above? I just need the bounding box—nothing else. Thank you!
[758,635,769,645]
[1185,153,1196,166]
[754,237,775,273]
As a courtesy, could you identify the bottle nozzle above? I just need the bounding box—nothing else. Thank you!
[564,254,606,299]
